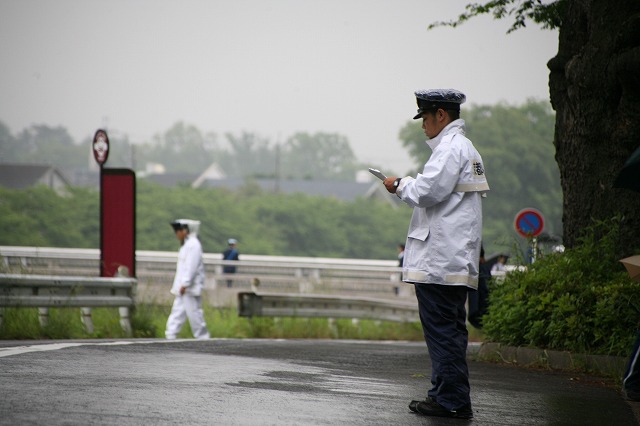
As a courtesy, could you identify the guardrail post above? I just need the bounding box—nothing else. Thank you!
[119,307,132,336]
[299,280,314,293]
[115,267,134,336]
[38,308,49,327]
[327,317,337,337]
[237,292,262,317]
[81,308,94,333]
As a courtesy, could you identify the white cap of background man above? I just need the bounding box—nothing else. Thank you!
[170,219,201,238]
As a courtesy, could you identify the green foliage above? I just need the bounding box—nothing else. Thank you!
[218,131,273,178]
[0,181,410,260]
[41,309,88,339]
[282,132,360,180]
[334,319,424,341]
[0,304,424,341]
[483,217,640,356]
[0,307,130,339]
[10,125,87,169]
[0,308,42,339]
[1,120,364,182]
[0,186,99,248]
[201,311,425,340]
[428,0,565,33]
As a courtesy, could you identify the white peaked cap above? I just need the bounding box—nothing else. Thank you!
[171,219,201,237]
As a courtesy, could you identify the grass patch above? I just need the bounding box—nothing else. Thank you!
[0,302,430,341]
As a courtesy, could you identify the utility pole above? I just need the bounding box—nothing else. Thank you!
[274,138,281,193]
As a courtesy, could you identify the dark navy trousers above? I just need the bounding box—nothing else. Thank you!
[415,283,471,410]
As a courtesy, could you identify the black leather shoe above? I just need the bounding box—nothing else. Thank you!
[414,399,473,419]
[408,396,435,412]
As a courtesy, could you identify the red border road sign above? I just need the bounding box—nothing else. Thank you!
[514,208,544,238]
[93,129,110,166]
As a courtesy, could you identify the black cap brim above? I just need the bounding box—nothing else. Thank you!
[414,99,461,119]
[170,221,187,231]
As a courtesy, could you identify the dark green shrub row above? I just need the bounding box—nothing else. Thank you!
[483,217,640,356]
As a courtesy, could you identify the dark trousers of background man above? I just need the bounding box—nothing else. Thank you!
[415,284,471,411]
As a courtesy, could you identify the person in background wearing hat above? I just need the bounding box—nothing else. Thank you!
[222,238,239,288]
[165,219,210,340]
[383,89,489,419]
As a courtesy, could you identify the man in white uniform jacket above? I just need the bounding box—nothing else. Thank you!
[165,219,210,340]
[384,89,488,420]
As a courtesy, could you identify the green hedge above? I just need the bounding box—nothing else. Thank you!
[483,217,640,356]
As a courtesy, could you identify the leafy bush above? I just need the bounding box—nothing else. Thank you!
[483,217,640,356]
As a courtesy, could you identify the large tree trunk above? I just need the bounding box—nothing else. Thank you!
[548,0,640,256]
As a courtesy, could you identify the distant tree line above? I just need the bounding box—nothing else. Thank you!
[0,99,562,258]
[0,182,411,260]
[0,121,362,181]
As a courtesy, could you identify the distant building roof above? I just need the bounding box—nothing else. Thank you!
[0,163,70,195]
[192,163,226,188]
[143,173,198,187]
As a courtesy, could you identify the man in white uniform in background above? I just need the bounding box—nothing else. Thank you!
[384,89,489,419]
[165,219,210,340]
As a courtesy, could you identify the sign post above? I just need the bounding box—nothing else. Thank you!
[514,208,545,263]
[93,129,136,278]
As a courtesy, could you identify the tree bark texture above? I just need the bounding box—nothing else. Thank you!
[548,0,640,256]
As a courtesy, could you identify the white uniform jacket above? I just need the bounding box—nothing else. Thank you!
[171,235,206,296]
[396,119,489,289]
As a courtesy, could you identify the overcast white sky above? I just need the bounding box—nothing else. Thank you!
[0,0,558,174]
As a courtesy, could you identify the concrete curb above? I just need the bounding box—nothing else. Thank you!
[474,342,627,377]
[473,342,640,424]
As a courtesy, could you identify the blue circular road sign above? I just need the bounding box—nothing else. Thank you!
[514,208,545,238]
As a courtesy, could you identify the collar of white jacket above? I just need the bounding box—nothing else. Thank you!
[427,119,465,151]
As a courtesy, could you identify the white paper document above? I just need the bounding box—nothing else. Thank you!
[368,168,387,181]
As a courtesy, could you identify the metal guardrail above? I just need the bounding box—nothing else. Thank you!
[0,274,137,334]
[0,246,408,303]
[0,246,399,268]
[238,292,418,323]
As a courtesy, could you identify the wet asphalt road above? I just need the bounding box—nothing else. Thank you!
[0,338,637,425]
